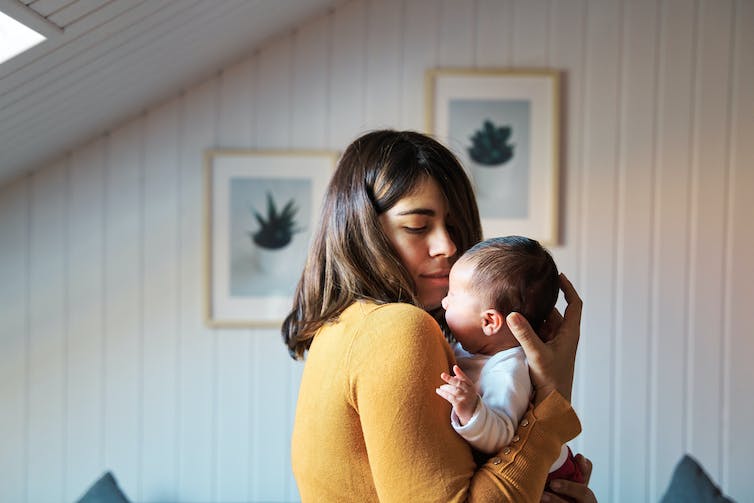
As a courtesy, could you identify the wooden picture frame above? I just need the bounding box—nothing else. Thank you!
[426,68,560,245]
[204,149,336,327]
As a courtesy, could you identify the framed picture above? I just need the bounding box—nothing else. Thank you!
[426,69,560,245]
[204,150,337,327]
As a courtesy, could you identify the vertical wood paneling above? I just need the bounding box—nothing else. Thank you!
[364,0,402,128]
[328,0,367,147]
[65,140,106,501]
[258,43,299,500]
[613,2,658,500]
[251,331,296,502]
[548,0,586,441]
[215,325,252,502]
[438,0,475,66]
[292,13,329,149]
[286,358,305,503]
[103,119,143,498]
[257,37,294,149]
[27,163,67,503]
[401,0,440,131]
[578,1,621,500]
[650,0,696,498]
[725,3,754,499]
[513,0,549,66]
[686,0,734,480]
[1,1,753,501]
[140,101,180,499]
[252,34,296,503]
[0,178,30,503]
[215,58,255,503]
[176,79,216,502]
[475,0,513,67]
[218,59,255,149]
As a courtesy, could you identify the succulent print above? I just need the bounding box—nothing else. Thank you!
[467,119,515,166]
[250,192,301,250]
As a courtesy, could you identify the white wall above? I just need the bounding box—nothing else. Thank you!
[1,0,752,501]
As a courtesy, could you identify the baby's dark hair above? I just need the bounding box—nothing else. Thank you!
[461,236,559,333]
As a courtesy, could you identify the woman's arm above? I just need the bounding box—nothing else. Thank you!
[349,303,581,502]
[508,274,597,503]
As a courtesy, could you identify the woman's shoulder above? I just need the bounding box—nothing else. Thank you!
[343,300,434,323]
[345,301,445,352]
[344,301,453,385]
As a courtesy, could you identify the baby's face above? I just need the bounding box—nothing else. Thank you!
[441,259,486,349]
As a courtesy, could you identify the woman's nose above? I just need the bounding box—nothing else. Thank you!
[430,226,457,258]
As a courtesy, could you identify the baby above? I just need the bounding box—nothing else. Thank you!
[436,235,584,487]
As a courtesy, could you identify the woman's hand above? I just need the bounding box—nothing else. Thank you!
[542,454,596,502]
[506,273,582,404]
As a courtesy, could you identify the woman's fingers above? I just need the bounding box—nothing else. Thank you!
[507,312,545,356]
[560,273,581,306]
[507,312,558,403]
[541,492,568,503]
[545,453,596,503]
[544,480,597,503]
[559,273,583,343]
[574,454,593,485]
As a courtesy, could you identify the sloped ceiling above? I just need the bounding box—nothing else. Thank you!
[0,0,339,187]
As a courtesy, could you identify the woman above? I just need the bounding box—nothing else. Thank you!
[283,130,595,502]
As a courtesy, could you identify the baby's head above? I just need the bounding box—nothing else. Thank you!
[441,236,559,355]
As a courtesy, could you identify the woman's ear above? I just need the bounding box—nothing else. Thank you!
[481,309,504,336]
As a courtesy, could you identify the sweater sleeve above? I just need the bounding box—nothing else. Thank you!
[347,304,581,502]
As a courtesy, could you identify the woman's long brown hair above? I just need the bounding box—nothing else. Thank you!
[282,130,482,359]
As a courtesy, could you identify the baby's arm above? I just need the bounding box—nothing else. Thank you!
[438,352,532,454]
[436,365,478,425]
[436,365,518,453]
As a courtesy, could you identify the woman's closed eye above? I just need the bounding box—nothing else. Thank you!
[403,226,428,234]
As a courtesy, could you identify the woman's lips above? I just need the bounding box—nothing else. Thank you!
[421,271,450,283]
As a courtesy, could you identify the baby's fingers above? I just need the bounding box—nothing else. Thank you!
[440,371,471,391]
[436,385,460,405]
[452,365,473,385]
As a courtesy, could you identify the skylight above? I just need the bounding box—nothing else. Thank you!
[0,10,46,65]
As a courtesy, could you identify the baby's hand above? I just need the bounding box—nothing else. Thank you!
[436,365,478,425]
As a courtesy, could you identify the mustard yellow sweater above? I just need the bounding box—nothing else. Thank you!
[291,301,581,502]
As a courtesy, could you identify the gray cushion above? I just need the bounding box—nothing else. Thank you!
[75,472,130,503]
[660,454,734,503]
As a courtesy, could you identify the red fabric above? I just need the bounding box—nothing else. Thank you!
[547,446,585,484]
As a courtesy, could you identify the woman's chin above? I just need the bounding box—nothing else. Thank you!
[417,282,449,310]
[418,294,446,311]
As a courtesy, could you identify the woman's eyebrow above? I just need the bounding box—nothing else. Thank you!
[396,208,436,216]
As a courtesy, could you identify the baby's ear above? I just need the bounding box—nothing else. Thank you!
[481,309,504,336]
